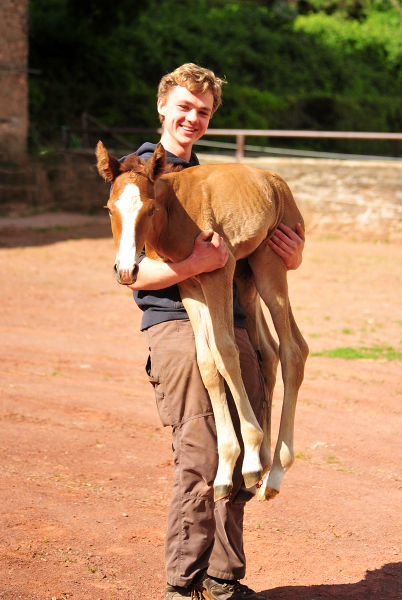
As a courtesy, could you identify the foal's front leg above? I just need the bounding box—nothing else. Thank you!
[197,267,264,490]
[179,278,241,501]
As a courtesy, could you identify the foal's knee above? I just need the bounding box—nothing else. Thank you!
[212,337,240,380]
[280,340,308,388]
[197,355,221,390]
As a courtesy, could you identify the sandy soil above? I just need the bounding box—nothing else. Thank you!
[0,216,401,600]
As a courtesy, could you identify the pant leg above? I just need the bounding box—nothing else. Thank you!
[208,327,266,581]
[143,321,265,586]
[144,320,216,587]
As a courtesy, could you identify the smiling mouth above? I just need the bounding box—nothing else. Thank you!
[181,125,196,133]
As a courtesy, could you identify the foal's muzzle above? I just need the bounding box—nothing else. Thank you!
[113,263,139,285]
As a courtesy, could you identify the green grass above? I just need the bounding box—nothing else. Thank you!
[295,451,311,460]
[326,453,340,464]
[311,346,402,361]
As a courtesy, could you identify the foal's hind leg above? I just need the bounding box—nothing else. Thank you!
[234,260,279,476]
[248,246,309,501]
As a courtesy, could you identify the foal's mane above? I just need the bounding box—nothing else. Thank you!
[164,163,184,173]
[120,154,145,174]
[119,154,184,176]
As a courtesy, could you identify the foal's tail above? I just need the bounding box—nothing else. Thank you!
[261,171,288,241]
[266,170,304,233]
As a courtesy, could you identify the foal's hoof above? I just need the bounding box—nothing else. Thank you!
[242,471,262,490]
[214,484,232,502]
[256,485,279,502]
[233,484,257,504]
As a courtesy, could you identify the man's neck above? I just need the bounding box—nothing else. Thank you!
[159,131,193,162]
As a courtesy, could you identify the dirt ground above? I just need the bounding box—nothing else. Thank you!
[0,213,401,600]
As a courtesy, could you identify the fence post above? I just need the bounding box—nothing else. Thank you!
[236,134,245,160]
[81,112,89,148]
[61,126,68,149]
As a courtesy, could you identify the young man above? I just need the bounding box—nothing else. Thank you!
[126,64,304,600]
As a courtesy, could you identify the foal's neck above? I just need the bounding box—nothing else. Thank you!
[148,174,200,263]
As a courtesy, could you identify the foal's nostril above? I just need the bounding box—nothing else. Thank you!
[132,264,139,280]
[113,263,118,273]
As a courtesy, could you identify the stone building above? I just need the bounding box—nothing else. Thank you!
[0,0,29,160]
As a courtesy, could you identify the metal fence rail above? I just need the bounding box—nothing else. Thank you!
[193,139,402,162]
[63,112,402,160]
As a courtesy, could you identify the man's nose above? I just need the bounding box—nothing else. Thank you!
[186,109,197,123]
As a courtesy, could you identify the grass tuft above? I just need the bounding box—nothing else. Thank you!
[295,451,311,460]
[311,345,402,361]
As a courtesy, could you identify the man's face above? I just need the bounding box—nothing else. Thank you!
[157,85,214,151]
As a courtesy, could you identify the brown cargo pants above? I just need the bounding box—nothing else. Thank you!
[143,319,265,587]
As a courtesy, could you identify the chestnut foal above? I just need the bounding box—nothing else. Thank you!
[96,141,308,502]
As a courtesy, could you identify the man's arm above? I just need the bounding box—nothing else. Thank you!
[269,223,305,270]
[129,222,304,292]
[128,229,229,291]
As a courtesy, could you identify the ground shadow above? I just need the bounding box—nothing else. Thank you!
[262,562,402,600]
[0,220,111,249]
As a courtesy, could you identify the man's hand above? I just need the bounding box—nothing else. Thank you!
[268,223,305,270]
[189,229,229,274]
[127,229,228,291]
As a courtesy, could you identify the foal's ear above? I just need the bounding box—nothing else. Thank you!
[144,142,166,183]
[96,141,122,183]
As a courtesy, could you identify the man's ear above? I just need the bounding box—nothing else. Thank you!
[157,97,166,118]
[144,142,166,183]
[96,141,122,183]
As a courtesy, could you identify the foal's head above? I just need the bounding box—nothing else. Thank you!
[96,141,166,285]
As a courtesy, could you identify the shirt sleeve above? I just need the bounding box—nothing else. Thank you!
[138,248,146,263]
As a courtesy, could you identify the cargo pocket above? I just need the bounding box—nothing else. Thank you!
[145,355,172,427]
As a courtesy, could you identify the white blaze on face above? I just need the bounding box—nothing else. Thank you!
[115,183,143,273]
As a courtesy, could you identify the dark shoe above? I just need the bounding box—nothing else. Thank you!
[165,583,204,599]
[202,576,267,600]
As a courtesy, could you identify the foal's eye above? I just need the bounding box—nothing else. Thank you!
[148,207,155,217]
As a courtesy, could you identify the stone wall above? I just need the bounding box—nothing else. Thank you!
[200,154,402,241]
[1,149,401,242]
[0,0,29,160]
[0,150,109,216]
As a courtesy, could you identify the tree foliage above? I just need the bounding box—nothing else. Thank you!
[29,0,402,154]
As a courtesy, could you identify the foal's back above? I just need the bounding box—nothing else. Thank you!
[162,163,296,259]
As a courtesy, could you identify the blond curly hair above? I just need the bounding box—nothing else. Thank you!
[157,63,226,124]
